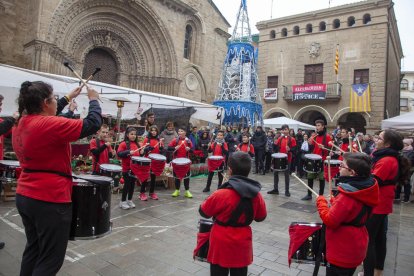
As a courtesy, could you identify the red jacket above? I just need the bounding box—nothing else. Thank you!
[275,136,297,163]
[316,178,379,268]
[237,143,254,156]
[117,141,140,172]
[168,137,192,158]
[309,133,332,161]
[209,141,228,157]
[372,156,398,214]
[200,177,267,267]
[89,138,114,173]
[142,137,163,155]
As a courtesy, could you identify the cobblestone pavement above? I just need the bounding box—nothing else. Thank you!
[1,172,413,275]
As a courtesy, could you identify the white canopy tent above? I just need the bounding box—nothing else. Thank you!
[263,117,315,132]
[0,64,223,124]
[381,111,414,131]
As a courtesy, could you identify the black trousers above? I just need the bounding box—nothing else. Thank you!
[210,264,247,276]
[264,152,272,172]
[206,165,224,189]
[16,194,72,276]
[122,172,136,201]
[254,149,265,172]
[395,181,411,201]
[364,214,388,275]
[273,164,290,193]
[140,173,156,194]
[326,263,356,276]
[175,178,190,190]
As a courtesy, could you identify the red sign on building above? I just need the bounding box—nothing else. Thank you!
[292,84,327,100]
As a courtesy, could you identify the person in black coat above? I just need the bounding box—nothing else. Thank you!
[251,126,267,175]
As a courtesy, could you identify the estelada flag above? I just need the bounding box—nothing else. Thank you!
[350,83,371,112]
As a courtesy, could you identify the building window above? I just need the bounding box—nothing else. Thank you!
[270,30,276,39]
[293,26,300,35]
[400,79,409,90]
[400,98,408,110]
[333,19,340,29]
[267,76,278,88]
[306,24,313,33]
[319,21,326,31]
[354,69,369,84]
[304,64,323,84]
[183,24,193,59]
[363,14,371,24]
[348,16,355,27]
[281,28,288,37]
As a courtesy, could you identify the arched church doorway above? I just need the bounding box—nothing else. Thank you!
[83,48,118,85]
[338,113,366,133]
[298,110,327,126]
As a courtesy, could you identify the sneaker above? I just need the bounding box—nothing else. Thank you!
[139,193,148,201]
[402,199,410,203]
[358,272,364,276]
[202,187,210,193]
[120,201,130,210]
[149,193,159,200]
[285,191,291,197]
[171,190,180,197]
[184,190,193,198]
[127,200,136,208]
[267,189,279,195]
[301,195,312,201]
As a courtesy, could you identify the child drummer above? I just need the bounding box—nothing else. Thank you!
[89,124,116,175]
[168,128,193,198]
[236,134,255,157]
[138,126,164,201]
[203,130,228,192]
[268,124,296,197]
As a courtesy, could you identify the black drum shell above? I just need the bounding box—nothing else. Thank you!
[273,156,288,171]
[303,157,322,173]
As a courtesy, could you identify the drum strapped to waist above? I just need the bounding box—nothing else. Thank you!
[303,154,323,173]
[323,159,341,183]
[171,158,192,180]
[99,163,122,187]
[207,155,224,172]
[194,219,214,263]
[271,153,288,171]
[148,153,167,176]
[70,174,114,240]
[0,160,21,183]
[130,156,151,183]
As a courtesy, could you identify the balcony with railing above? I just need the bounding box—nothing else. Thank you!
[282,82,342,102]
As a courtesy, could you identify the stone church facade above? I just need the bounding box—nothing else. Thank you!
[257,0,402,132]
[0,0,230,103]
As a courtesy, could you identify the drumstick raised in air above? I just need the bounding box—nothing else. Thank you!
[79,67,101,89]
[348,132,353,153]
[292,173,319,197]
[326,156,333,199]
[327,141,346,154]
[356,138,363,153]
[133,143,149,153]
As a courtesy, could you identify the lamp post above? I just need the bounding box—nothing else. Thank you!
[110,97,130,142]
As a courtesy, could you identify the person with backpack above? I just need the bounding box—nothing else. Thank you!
[316,153,379,276]
[199,151,267,276]
[268,124,296,197]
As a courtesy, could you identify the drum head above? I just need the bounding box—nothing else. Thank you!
[208,155,224,160]
[149,154,166,161]
[73,174,113,186]
[272,153,287,158]
[304,154,322,160]
[290,222,323,227]
[0,160,20,167]
[131,156,151,162]
[172,158,191,165]
[100,164,122,172]
[324,160,342,165]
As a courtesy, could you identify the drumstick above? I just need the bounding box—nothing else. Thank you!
[79,67,101,89]
[348,132,353,153]
[326,156,333,199]
[132,143,149,154]
[292,173,319,197]
[356,138,363,153]
[327,141,346,154]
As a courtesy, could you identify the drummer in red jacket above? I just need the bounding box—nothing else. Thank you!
[199,151,267,276]
[168,128,193,198]
[203,130,228,192]
[316,152,379,276]
[89,124,116,174]
[236,134,255,157]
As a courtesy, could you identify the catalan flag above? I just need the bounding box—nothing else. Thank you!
[350,84,371,112]
[334,47,339,75]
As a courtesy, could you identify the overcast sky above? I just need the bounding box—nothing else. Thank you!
[212,0,414,71]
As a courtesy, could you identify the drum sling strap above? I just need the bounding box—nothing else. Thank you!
[313,224,326,276]
[215,197,254,227]
[23,168,106,185]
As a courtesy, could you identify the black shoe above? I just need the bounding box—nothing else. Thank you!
[202,187,210,193]
[0,242,4,249]
[285,191,291,197]
[267,189,279,195]
[253,171,258,174]
[262,171,266,175]
[301,195,312,201]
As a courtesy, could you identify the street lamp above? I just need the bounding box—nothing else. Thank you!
[110,97,130,142]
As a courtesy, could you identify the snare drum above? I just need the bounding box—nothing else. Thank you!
[130,156,151,183]
[271,153,288,171]
[99,164,122,187]
[149,153,167,176]
[207,156,224,172]
[303,154,322,173]
[323,159,342,182]
[70,175,113,240]
[0,160,21,183]
[171,158,192,180]
[289,222,326,266]
[194,219,214,262]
